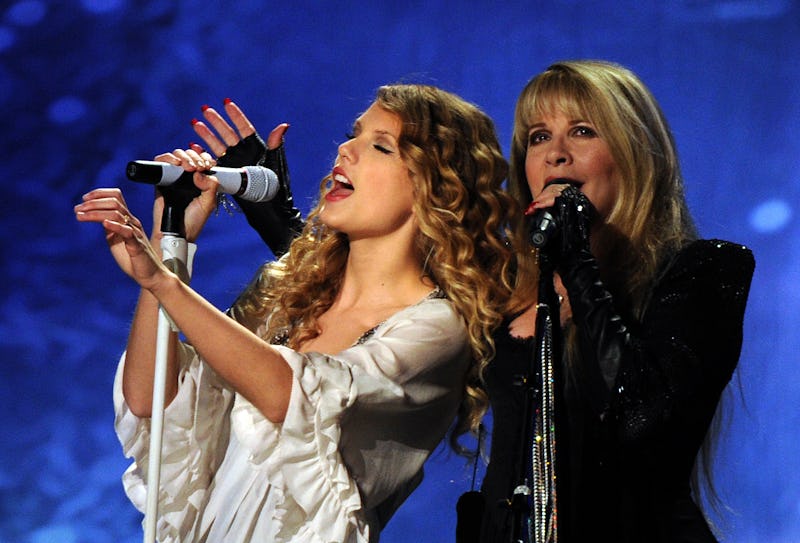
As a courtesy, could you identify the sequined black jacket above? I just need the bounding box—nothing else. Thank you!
[480,239,755,542]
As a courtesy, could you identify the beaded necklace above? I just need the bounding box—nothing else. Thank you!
[530,302,558,543]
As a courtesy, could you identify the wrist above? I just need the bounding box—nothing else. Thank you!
[147,269,183,300]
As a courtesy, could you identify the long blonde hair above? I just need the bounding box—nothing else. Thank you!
[508,60,697,318]
[232,84,517,449]
[507,60,734,525]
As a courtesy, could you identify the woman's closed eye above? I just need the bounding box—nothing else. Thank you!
[343,131,393,155]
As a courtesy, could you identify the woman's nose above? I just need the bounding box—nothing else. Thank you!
[546,138,571,165]
[338,138,355,162]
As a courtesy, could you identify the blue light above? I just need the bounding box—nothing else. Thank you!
[47,96,88,125]
[29,525,78,543]
[749,199,793,233]
[5,0,47,26]
[80,0,125,14]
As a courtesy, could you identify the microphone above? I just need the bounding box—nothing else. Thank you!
[529,208,556,248]
[528,178,583,249]
[126,160,279,202]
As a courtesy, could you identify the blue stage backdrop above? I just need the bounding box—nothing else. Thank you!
[2,1,798,541]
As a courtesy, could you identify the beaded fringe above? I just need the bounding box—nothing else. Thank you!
[531,303,557,543]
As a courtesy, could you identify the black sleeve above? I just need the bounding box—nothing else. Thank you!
[216,133,305,258]
[606,240,754,445]
[537,186,629,413]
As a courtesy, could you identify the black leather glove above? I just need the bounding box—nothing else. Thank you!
[216,133,305,257]
[541,186,629,409]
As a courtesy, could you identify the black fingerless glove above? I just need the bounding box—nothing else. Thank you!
[543,187,629,409]
[216,133,305,257]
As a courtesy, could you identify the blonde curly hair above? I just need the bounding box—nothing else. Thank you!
[231,84,517,450]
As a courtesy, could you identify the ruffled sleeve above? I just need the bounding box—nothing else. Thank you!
[231,296,470,542]
[114,341,235,541]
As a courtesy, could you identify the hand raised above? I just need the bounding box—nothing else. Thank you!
[74,188,169,290]
[191,98,288,160]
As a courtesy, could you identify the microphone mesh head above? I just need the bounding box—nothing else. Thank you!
[242,166,279,202]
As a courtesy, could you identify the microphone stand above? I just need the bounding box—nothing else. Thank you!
[508,251,562,543]
[143,184,198,543]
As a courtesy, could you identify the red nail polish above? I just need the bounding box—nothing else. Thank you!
[525,201,538,215]
[201,104,210,112]
[223,97,232,105]
[191,118,199,126]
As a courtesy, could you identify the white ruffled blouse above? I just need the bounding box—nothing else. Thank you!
[114,292,470,542]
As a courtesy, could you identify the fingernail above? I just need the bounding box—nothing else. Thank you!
[201,104,210,112]
[191,118,199,126]
[223,97,232,105]
[525,201,538,215]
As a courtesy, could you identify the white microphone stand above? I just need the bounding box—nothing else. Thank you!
[141,190,196,543]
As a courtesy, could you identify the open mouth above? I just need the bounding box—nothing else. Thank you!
[333,172,354,191]
[325,170,355,201]
[545,177,582,189]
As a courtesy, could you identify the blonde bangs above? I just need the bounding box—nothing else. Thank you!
[513,74,598,151]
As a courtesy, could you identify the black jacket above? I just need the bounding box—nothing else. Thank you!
[480,239,755,542]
